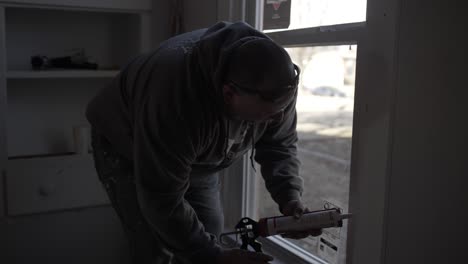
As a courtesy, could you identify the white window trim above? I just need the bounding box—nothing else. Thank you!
[0,6,7,218]
[218,0,401,263]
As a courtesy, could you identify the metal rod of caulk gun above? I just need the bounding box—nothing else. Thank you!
[340,213,353,220]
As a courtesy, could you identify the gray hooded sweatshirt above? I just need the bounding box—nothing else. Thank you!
[86,21,303,263]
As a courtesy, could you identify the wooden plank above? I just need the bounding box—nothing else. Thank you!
[6,154,109,216]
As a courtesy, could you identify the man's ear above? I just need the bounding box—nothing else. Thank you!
[223,84,235,104]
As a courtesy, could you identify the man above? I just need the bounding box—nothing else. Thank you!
[86,21,321,264]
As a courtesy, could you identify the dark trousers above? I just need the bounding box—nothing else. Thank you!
[91,130,224,264]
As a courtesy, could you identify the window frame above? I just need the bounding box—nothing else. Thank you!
[218,0,400,263]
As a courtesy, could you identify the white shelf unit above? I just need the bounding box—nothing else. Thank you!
[0,4,154,263]
[0,2,153,263]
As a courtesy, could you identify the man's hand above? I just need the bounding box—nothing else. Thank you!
[280,200,322,239]
[216,249,274,264]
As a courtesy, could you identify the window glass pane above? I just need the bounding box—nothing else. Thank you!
[263,0,367,32]
[255,45,356,264]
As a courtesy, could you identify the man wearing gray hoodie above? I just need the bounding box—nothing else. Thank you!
[86,21,320,264]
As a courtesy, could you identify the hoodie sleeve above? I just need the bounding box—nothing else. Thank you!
[254,98,304,213]
[132,52,221,263]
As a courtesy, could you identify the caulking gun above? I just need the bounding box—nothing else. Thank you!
[219,207,352,252]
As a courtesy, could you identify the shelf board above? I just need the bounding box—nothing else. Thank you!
[0,0,152,13]
[8,151,93,160]
[7,70,119,79]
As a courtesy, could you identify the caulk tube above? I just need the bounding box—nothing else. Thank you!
[257,208,352,237]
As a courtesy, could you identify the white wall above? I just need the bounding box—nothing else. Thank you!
[384,1,466,263]
[183,0,218,32]
[150,0,218,47]
[151,0,171,46]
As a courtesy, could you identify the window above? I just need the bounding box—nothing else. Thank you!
[254,1,364,263]
[217,0,399,263]
[255,45,357,264]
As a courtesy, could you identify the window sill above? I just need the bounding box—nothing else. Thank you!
[260,236,327,264]
[221,234,327,264]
